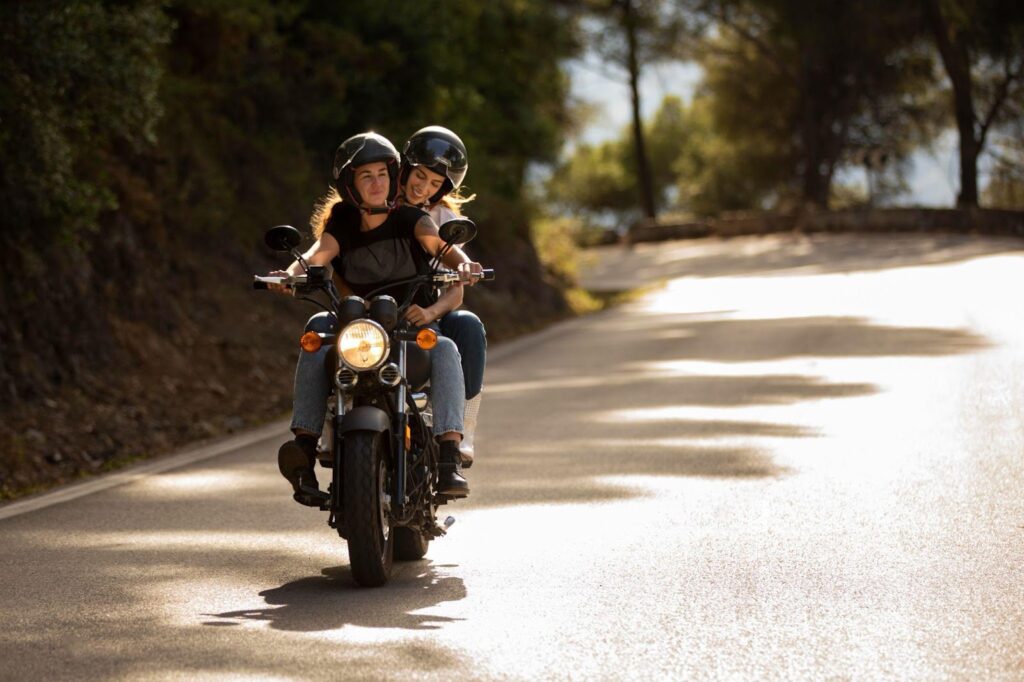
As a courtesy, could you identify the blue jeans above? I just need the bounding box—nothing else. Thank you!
[439,310,486,400]
[291,336,465,438]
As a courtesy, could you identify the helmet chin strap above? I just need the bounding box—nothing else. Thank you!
[360,204,394,215]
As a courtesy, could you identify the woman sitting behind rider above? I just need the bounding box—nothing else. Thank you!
[399,127,486,469]
[272,132,482,504]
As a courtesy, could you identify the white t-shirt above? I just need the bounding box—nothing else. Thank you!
[429,204,459,227]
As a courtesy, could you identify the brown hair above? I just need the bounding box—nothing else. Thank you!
[311,187,343,239]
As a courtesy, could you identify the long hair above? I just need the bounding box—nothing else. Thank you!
[437,187,476,216]
[311,187,344,239]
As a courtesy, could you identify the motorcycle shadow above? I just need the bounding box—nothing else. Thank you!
[207,561,466,632]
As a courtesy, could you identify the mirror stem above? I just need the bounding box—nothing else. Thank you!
[290,248,310,273]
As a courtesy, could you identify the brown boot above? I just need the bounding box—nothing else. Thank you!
[278,436,323,507]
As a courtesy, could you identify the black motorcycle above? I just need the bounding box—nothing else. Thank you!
[253,220,492,587]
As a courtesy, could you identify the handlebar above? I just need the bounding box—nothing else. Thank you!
[431,269,496,284]
[253,269,494,291]
[252,274,303,290]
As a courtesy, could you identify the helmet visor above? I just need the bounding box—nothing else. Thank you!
[404,136,467,174]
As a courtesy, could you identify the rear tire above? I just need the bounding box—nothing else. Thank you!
[343,430,393,587]
[394,527,430,560]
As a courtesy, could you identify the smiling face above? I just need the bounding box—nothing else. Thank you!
[352,161,391,207]
[403,165,446,206]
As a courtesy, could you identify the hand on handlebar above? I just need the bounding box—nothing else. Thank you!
[265,270,292,295]
[458,261,484,286]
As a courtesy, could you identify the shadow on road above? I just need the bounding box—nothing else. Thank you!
[207,560,466,632]
[474,312,989,509]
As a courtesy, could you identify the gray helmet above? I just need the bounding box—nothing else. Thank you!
[401,126,469,205]
[333,132,401,208]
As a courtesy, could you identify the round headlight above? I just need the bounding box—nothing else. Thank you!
[338,320,389,370]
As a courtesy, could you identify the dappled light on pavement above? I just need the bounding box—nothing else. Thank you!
[2,235,1024,678]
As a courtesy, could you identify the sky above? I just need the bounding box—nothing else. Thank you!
[565,57,965,207]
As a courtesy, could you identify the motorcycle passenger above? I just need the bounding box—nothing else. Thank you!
[398,126,487,469]
[269,132,481,504]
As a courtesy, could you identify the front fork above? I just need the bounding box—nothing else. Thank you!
[393,341,408,515]
[330,375,347,514]
[329,344,409,518]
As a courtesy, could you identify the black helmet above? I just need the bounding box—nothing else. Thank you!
[332,132,401,209]
[401,126,469,205]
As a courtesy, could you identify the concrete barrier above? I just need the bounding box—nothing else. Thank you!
[626,208,1024,243]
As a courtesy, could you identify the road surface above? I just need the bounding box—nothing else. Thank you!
[2,233,1023,679]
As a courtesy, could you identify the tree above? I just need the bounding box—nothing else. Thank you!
[549,95,694,221]
[922,0,1024,207]
[687,0,935,208]
[571,0,691,225]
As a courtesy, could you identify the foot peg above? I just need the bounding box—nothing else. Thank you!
[299,484,330,503]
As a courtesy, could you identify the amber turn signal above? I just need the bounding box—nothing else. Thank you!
[405,424,411,449]
[300,331,322,353]
[415,328,438,350]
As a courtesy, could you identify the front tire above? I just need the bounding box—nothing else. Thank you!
[394,527,430,560]
[343,430,393,586]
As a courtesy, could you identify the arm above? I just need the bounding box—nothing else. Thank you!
[403,282,464,326]
[285,232,339,275]
[413,215,483,283]
[268,232,340,294]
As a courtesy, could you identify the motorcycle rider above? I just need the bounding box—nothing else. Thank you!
[398,126,487,470]
[268,132,481,504]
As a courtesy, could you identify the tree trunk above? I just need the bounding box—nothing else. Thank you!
[622,0,658,226]
[923,0,979,207]
[952,76,980,207]
[797,50,829,208]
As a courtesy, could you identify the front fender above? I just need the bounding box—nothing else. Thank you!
[339,406,390,435]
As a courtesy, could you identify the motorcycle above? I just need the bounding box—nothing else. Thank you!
[253,219,493,587]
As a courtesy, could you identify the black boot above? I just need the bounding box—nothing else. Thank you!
[437,440,470,498]
[278,435,323,507]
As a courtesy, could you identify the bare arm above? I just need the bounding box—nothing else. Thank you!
[285,232,339,275]
[413,215,483,283]
[268,232,340,294]
[403,282,464,326]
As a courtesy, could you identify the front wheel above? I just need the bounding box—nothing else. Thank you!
[394,527,430,560]
[343,430,394,586]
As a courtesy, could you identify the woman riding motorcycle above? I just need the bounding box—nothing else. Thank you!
[398,126,487,469]
[269,132,483,504]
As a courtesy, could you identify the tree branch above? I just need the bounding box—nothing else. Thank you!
[977,57,1023,150]
[710,6,796,82]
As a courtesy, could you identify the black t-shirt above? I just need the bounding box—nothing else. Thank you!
[324,203,437,308]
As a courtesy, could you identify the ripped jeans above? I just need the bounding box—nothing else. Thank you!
[290,335,466,438]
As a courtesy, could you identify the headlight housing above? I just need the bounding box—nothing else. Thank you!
[338,319,389,370]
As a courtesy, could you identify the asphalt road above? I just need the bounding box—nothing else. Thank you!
[2,233,1024,680]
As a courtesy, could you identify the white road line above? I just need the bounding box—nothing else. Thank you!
[0,419,289,521]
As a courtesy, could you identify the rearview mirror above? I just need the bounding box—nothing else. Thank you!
[438,218,477,246]
[265,225,302,252]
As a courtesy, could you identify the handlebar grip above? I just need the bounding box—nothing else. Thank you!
[479,269,495,281]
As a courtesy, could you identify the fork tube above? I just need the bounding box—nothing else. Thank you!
[332,385,346,512]
[394,341,408,510]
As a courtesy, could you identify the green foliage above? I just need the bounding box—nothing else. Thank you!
[553,1,950,217]
[693,0,937,207]
[549,95,694,219]
[0,1,171,247]
[0,0,581,402]
[531,214,591,285]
